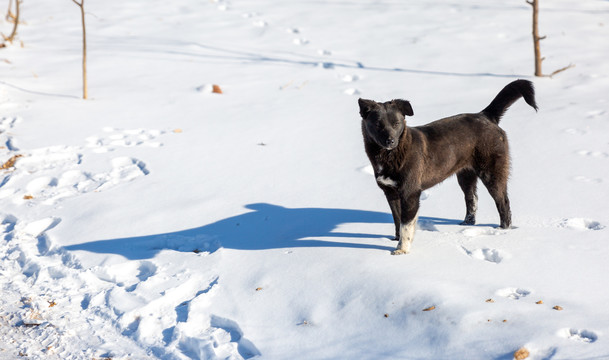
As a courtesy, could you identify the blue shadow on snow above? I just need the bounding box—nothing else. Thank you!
[64,203,464,260]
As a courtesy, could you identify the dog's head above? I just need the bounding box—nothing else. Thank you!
[358,98,413,150]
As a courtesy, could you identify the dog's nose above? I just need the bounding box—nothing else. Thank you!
[386,138,396,147]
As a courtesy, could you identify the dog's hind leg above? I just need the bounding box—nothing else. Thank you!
[381,188,401,241]
[480,172,512,229]
[457,169,478,225]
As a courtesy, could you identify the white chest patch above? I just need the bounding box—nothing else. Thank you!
[376,176,397,187]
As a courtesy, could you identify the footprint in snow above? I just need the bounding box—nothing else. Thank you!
[5,156,149,205]
[586,109,607,119]
[208,315,261,358]
[0,116,20,133]
[171,312,260,359]
[252,19,268,28]
[18,217,61,239]
[210,0,228,11]
[564,128,588,136]
[558,328,598,343]
[293,38,309,45]
[496,287,531,300]
[461,227,507,237]
[136,261,157,282]
[341,74,360,82]
[344,88,361,96]
[461,246,507,264]
[94,157,149,192]
[0,215,17,235]
[573,175,602,184]
[576,150,609,158]
[558,218,604,231]
[86,127,164,153]
[15,146,82,172]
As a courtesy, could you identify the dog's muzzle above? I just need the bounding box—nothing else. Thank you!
[385,138,397,150]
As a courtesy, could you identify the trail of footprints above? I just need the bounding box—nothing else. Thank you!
[461,218,602,346]
[211,0,362,96]
[1,211,256,359]
[2,114,256,358]
[359,162,604,347]
[0,124,163,206]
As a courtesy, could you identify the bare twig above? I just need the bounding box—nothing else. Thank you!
[72,0,88,99]
[547,63,575,78]
[5,0,13,21]
[2,0,21,44]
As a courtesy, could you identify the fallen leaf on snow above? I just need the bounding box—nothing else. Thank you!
[485,298,495,303]
[553,305,564,311]
[514,347,530,360]
[1,154,23,170]
[422,306,435,312]
[536,300,543,304]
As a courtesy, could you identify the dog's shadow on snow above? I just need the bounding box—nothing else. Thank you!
[65,203,464,260]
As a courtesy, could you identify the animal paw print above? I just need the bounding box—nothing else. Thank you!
[496,287,531,300]
[340,74,361,95]
[576,150,609,158]
[586,109,607,119]
[558,328,598,343]
[0,116,20,133]
[15,146,82,173]
[85,127,165,153]
[557,218,604,231]
[573,175,602,184]
[461,246,507,264]
[0,116,21,151]
[461,227,507,237]
[6,157,149,206]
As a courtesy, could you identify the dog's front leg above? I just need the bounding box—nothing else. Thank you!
[380,187,401,241]
[392,191,420,255]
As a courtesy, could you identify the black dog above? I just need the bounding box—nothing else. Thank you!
[358,80,537,255]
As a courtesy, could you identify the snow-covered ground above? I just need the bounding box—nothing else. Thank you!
[1,0,608,359]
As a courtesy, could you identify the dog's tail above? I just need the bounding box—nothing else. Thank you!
[482,79,538,124]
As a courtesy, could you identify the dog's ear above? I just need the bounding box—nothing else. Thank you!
[358,98,377,119]
[391,99,414,117]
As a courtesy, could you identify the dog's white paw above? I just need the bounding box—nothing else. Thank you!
[391,249,409,255]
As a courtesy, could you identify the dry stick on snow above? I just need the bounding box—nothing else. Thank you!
[5,0,13,21]
[547,63,575,78]
[2,0,20,45]
[72,0,88,99]
[526,0,574,78]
